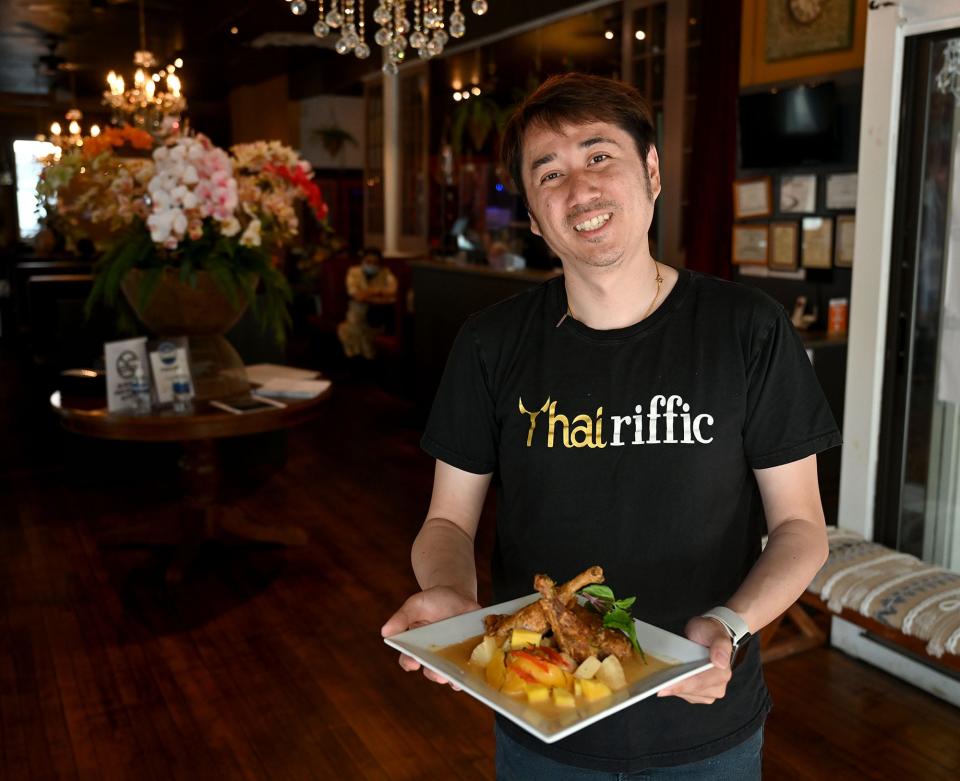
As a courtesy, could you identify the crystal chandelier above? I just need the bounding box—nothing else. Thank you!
[103,0,186,134]
[286,0,490,74]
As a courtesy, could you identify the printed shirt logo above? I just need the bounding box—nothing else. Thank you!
[518,395,714,449]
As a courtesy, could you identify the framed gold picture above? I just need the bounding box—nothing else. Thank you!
[766,0,856,62]
[740,0,867,87]
[733,225,769,265]
[835,214,855,267]
[769,222,799,271]
[733,177,773,219]
[801,217,833,269]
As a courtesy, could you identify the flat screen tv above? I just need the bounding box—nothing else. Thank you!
[739,82,856,169]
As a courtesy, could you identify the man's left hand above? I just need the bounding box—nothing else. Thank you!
[656,616,733,704]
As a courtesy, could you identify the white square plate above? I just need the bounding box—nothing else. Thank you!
[384,593,714,743]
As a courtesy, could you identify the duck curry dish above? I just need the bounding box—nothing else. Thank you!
[439,566,676,710]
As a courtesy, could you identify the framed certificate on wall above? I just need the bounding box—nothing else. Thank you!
[835,214,856,266]
[769,221,799,271]
[801,217,833,269]
[732,225,769,264]
[826,173,858,210]
[779,174,818,213]
[733,177,773,219]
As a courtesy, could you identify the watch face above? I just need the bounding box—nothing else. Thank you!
[731,636,752,670]
[789,0,824,25]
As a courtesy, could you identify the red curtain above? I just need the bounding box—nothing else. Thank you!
[684,0,742,280]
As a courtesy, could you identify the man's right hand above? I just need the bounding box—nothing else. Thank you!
[381,586,481,688]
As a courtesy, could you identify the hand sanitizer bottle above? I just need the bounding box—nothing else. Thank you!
[172,373,193,414]
[131,366,152,416]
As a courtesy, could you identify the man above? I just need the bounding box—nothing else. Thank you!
[382,74,840,778]
[337,247,398,360]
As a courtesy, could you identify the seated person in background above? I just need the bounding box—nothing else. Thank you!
[487,240,526,271]
[337,247,398,360]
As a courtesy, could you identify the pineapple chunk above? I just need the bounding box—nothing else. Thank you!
[509,629,542,650]
[579,678,612,702]
[470,635,499,667]
[552,688,576,709]
[485,648,506,689]
[525,684,549,704]
[574,680,583,697]
[574,655,602,680]
[501,667,527,695]
[597,655,627,691]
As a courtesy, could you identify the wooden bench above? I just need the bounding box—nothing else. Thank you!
[759,528,960,674]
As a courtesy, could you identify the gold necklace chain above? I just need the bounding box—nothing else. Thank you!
[558,261,663,327]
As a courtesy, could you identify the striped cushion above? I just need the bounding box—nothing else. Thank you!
[807,527,960,658]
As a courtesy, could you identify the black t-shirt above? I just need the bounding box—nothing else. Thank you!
[421,268,841,773]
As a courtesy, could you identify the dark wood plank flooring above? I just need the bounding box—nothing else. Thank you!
[2,350,959,780]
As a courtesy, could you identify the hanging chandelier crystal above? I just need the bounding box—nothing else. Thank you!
[287,0,490,74]
[103,0,186,134]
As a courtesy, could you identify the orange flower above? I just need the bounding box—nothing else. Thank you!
[81,125,155,159]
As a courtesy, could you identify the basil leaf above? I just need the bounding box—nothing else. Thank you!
[580,585,615,602]
[602,611,643,659]
[580,583,646,661]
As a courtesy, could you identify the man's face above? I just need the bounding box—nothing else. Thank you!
[521,120,661,271]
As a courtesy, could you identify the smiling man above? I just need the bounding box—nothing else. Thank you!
[382,74,841,779]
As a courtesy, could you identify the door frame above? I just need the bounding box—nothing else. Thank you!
[839,0,960,540]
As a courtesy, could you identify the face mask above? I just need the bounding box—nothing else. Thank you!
[362,264,379,277]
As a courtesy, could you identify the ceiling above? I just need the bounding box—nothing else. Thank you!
[0,0,609,108]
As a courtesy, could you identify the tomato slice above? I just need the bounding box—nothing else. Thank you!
[508,650,549,672]
[533,646,568,668]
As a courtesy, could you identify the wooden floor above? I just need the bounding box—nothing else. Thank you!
[2,348,959,780]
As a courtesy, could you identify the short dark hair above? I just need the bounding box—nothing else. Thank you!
[500,73,657,207]
[361,246,383,262]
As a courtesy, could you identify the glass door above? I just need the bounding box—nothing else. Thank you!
[877,32,960,571]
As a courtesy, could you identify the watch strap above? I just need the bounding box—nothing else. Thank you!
[701,606,751,644]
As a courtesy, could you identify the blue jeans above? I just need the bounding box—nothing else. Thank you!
[495,724,763,780]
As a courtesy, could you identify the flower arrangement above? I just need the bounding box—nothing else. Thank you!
[36,126,156,249]
[38,127,331,342]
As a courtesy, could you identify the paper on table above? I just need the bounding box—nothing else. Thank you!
[255,378,331,399]
[245,363,320,385]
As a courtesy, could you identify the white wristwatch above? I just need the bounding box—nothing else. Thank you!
[701,606,752,668]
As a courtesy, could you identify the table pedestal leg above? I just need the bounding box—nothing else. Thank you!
[166,439,219,585]
[99,438,309,584]
[165,438,308,584]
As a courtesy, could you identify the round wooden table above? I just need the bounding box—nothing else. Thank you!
[51,388,331,584]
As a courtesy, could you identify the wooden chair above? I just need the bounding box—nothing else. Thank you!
[25,273,105,369]
[14,259,94,338]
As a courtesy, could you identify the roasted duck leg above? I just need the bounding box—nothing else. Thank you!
[534,574,631,661]
[483,566,607,641]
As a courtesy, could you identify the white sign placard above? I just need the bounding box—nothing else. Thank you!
[105,337,150,413]
[149,338,193,404]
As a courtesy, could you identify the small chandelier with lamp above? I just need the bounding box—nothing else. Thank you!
[285,0,490,74]
[44,108,103,148]
[103,0,186,134]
